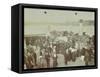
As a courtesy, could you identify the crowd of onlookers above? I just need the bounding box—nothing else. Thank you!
[24,31,95,69]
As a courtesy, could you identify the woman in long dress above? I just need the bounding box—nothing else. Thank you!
[57,51,65,67]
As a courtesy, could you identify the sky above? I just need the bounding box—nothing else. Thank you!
[24,8,94,36]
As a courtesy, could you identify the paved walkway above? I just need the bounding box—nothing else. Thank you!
[57,56,94,67]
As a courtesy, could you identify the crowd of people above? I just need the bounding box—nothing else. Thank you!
[24,30,95,69]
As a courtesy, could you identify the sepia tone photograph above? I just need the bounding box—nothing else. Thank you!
[24,8,95,70]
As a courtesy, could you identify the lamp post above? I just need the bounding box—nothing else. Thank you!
[79,19,83,35]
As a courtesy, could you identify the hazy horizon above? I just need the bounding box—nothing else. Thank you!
[24,8,94,36]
